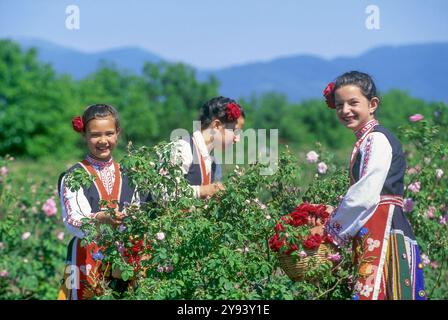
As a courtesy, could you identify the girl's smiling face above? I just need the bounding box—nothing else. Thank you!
[334,85,379,132]
[84,116,119,161]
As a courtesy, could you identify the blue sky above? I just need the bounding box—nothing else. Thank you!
[1,0,447,69]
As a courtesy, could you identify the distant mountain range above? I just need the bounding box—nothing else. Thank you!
[10,37,448,103]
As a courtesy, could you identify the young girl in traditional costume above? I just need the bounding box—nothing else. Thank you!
[57,104,140,300]
[172,96,245,198]
[317,71,426,300]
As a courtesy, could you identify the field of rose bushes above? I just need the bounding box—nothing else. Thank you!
[0,114,447,300]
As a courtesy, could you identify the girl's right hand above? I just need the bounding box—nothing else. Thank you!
[200,183,226,198]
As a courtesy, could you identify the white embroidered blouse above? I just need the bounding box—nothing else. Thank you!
[172,130,214,198]
[59,156,139,239]
[326,120,393,246]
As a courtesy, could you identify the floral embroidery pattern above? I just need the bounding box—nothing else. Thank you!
[86,155,115,195]
[367,238,381,251]
[360,284,374,297]
[360,135,373,178]
[354,119,379,139]
[355,281,363,292]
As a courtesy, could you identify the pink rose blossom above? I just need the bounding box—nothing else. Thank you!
[407,182,421,193]
[0,270,8,277]
[436,169,444,180]
[165,265,174,273]
[0,166,8,176]
[306,151,319,164]
[403,198,414,213]
[421,254,430,266]
[21,232,31,241]
[439,215,447,225]
[317,162,328,174]
[407,167,419,175]
[57,232,65,241]
[327,252,342,262]
[425,206,436,219]
[299,251,308,258]
[409,114,424,122]
[156,232,165,241]
[430,261,439,269]
[42,198,57,217]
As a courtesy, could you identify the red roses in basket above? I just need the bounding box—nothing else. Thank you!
[269,203,333,255]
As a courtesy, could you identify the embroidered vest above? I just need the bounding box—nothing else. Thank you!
[58,161,135,212]
[184,136,218,186]
[351,125,406,196]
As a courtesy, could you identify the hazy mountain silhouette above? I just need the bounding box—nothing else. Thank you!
[12,37,448,102]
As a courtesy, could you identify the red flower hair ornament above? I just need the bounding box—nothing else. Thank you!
[323,82,336,109]
[72,116,84,133]
[226,102,241,122]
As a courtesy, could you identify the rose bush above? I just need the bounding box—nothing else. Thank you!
[1,112,447,299]
[0,155,67,299]
[399,118,448,298]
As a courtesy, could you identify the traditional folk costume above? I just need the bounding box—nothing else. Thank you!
[57,155,140,300]
[326,119,426,300]
[173,130,221,197]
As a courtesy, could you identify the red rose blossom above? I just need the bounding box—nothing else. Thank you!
[323,233,334,244]
[290,210,308,227]
[303,234,323,250]
[275,223,285,233]
[72,116,84,132]
[323,82,336,109]
[268,234,284,252]
[226,102,241,121]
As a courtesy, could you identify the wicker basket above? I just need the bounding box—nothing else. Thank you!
[278,243,334,282]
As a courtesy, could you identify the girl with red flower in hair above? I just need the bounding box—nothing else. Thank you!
[172,96,245,198]
[314,71,426,300]
[57,104,147,300]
